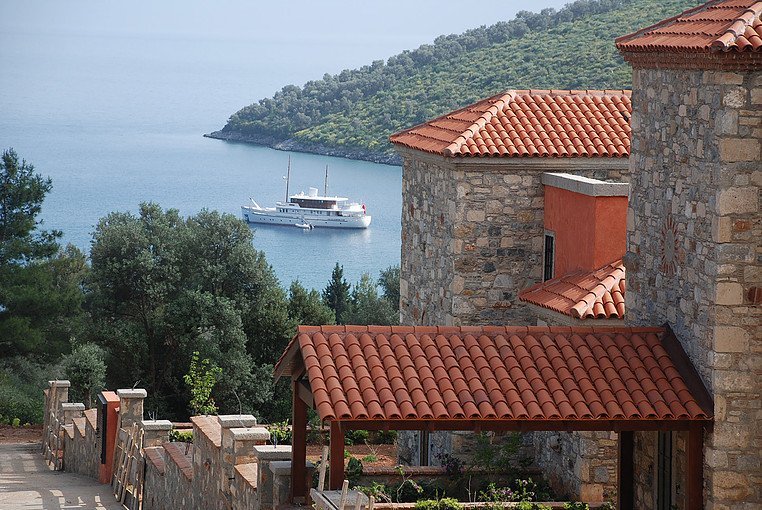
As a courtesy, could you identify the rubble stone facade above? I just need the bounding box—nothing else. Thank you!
[625,66,761,509]
[398,146,629,327]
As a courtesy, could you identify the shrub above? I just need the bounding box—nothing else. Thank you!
[355,482,391,503]
[169,429,193,443]
[345,429,369,445]
[61,343,106,407]
[563,503,590,510]
[183,351,222,416]
[346,456,363,486]
[371,429,398,444]
[414,498,462,510]
[267,421,292,445]
[434,452,463,477]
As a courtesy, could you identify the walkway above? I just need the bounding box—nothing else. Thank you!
[0,443,123,510]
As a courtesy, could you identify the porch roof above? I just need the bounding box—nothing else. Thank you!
[274,325,712,427]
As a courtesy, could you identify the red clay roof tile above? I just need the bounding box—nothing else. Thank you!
[389,90,631,158]
[275,325,711,423]
[616,0,762,53]
[519,260,626,320]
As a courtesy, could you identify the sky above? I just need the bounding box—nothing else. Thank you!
[2,1,572,48]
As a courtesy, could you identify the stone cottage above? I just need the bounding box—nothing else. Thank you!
[390,89,632,327]
[616,0,760,508]
[388,0,760,507]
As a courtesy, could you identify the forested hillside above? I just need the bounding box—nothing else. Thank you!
[209,0,697,164]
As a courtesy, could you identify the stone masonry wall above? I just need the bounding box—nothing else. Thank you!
[625,67,761,509]
[399,148,630,327]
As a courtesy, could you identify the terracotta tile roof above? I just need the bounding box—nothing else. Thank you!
[519,260,626,320]
[616,0,762,53]
[275,325,711,423]
[389,90,631,158]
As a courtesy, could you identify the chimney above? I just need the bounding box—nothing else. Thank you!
[541,173,629,278]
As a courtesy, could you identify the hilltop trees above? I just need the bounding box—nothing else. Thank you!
[322,263,351,324]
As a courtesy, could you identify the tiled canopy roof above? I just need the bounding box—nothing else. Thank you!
[616,0,762,53]
[519,261,626,320]
[389,90,631,158]
[275,326,711,424]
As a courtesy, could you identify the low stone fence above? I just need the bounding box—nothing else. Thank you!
[40,380,312,510]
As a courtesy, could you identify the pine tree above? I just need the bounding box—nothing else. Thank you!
[322,263,351,324]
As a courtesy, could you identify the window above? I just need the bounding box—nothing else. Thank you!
[657,431,673,510]
[543,233,555,281]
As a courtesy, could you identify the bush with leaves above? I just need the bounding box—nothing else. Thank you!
[267,420,293,445]
[414,498,462,510]
[61,343,106,407]
[343,273,398,326]
[184,351,222,416]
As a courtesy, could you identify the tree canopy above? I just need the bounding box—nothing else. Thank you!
[218,0,694,161]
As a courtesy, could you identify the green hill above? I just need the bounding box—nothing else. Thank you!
[208,0,697,164]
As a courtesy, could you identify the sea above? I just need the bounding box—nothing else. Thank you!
[0,0,567,291]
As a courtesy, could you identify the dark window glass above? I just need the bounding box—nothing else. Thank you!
[657,431,672,510]
[543,234,554,281]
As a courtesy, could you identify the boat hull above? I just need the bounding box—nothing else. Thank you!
[241,206,371,229]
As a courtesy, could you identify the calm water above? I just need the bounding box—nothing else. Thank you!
[0,0,567,290]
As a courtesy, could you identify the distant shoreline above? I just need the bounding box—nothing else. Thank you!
[204,131,402,166]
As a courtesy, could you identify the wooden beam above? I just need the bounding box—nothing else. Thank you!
[329,420,345,490]
[297,378,314,409]
[291,378,308,502]
[687,423,704,510]
[617,431,634,510]
[334,418,708,432]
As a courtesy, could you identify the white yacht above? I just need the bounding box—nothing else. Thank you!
[241,161,371,229]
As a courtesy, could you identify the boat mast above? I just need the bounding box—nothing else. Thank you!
[285,156,291,202]
[324,165,329,196]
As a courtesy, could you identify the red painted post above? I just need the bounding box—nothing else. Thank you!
[329,420,344,490]
[291,379,308,502]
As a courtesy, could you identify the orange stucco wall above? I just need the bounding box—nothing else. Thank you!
[544,186,627,276]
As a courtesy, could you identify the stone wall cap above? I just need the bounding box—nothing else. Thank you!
[542,172,629,197]
[141,419,173,431]
[231,427,270,441]
[252,444,293,459]
[48,380,71,388]
[61,402,86,411]
[217,414,257,428]
[269,459,315,476]
[117,389,147,399]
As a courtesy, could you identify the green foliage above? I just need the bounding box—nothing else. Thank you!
[184,351,222,415]
[355,482,391,503]
[344,429,369,445]
[346,456,363,486]
[169,429,193,443]
[220,0,696,159]
[0,149,86,359]
[0,148,60,265]
[87,203,292,420]
[61,343,106,407]
[343,273,398,326]
[322,263,350,323]
[0,357,56,424]
[516,503,551,510]
[471,431,523,474]
[361,454,378,463]
[378,265,400,311]
[563,503,590,510]
[414,498,462,510]
[288,280,335,325]
[267,420,293,445]
[371,429,398,444]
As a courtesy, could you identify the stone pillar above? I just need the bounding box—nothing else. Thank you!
[253,445,293,510]
[116,389,147,429]
[60,402,85,425]
[272,460,315,509]
[217,414,261,498]
[141,420,173,447]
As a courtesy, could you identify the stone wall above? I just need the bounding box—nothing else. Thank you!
[398,147,630,327]
[625,66,761,509]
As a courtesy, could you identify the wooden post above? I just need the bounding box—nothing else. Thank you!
[291,378,308,502]
[329,420,345,490]
[618,431,634,510]
[687,424,704,510]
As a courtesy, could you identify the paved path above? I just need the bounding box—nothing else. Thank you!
[0,443,124,509]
